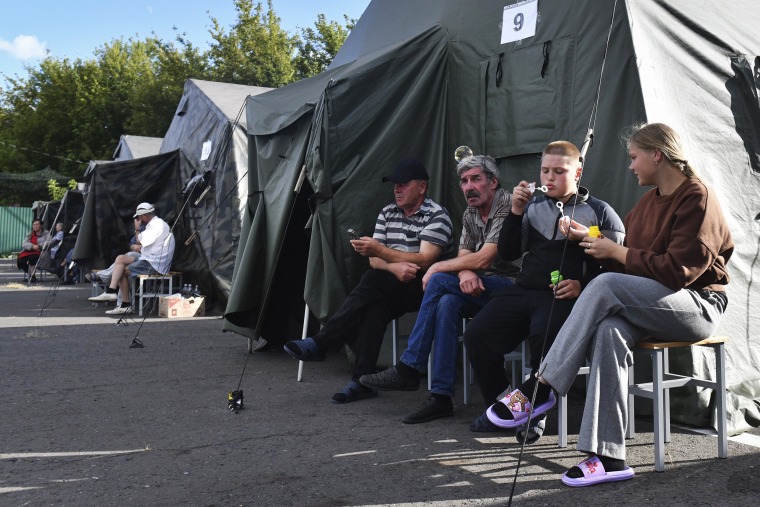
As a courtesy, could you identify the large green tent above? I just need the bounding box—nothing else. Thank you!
[225,0,760,432]
[73,79,270,309]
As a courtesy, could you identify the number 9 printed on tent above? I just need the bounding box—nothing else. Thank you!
[501,0,538,44]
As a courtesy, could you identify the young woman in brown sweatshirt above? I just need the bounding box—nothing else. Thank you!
[507,123,733,486]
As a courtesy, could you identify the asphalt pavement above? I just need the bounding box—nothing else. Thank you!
[1,259,759,506]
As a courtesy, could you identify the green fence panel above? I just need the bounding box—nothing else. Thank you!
[0,207,33,255]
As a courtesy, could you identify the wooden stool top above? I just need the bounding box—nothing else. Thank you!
[637,336,729,350]
[136,271,182,278]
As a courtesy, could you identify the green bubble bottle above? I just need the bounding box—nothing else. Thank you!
[550,270,563,285]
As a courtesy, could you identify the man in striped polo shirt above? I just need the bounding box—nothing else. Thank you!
[361,155,520,424]
[284,158,454,404]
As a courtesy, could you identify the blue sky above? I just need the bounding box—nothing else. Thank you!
[0,0,370,87]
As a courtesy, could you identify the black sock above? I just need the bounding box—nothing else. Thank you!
[491,376,552,421]
[106,287,117,294]
[395,361,419,379]
[520,376,552,404]
[598,455,626,472]
[566,455,626,478]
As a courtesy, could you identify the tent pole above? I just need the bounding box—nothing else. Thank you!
[294,165,307,193]
[297,303,310,382]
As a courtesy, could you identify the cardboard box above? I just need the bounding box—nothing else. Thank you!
[158,295,205,318]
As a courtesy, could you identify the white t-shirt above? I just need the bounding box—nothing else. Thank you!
[138,216,175,274]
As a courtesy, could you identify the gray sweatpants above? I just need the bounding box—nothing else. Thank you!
[539,272,724,460]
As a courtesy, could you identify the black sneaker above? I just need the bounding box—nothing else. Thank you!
[515,414,547,445]
[469,411,502,432]
[359,366,420,391]
[402,396,453,424]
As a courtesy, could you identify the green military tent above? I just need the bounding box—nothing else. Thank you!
[74,79,270,309]
[224,0,760,432]
[112,135,163,162]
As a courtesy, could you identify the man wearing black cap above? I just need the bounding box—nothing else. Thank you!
[360,155,520,424]
[284,158,454,404]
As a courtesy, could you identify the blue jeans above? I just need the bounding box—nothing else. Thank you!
[400,272,514,396]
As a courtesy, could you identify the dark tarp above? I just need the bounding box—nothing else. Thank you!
[73,151,188,269]
[158,79,271,310]
[37,190,85,260]
[38,190,85,232]
[225,0,760,433]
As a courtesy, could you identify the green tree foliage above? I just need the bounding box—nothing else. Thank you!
[0,38,207,178]
[48,178,78,201]
[1,58,85,176]
[207,0,297,87]
[0,0,353,195]
[294,14,353,80]
[126,37,209,136]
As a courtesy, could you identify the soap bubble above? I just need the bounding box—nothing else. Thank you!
[454,146,473,162]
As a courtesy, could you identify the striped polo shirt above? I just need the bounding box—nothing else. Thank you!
[460,187,520,278]
[373,196,454,257]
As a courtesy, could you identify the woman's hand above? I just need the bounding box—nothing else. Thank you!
[579,236,625,262]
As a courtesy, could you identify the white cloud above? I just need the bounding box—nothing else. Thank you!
[0,34,48,59]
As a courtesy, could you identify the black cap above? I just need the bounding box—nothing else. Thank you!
[382,158,429,183]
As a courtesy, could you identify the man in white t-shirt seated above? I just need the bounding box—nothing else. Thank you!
[89,202,176,315]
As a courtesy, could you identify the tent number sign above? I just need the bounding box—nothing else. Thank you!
[201,140,212,161]
[501,0,538,44]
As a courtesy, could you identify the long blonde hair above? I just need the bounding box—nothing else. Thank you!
[625,123,698,178]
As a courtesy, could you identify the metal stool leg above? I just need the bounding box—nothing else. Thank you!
[627,366,636,439]
[558,393,569,448]
[297,303,309,382]
[652,348,666,472]
[715,342,728,458]
[392,319,398,366]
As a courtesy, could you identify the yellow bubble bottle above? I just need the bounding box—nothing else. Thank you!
[588,226,601,238]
